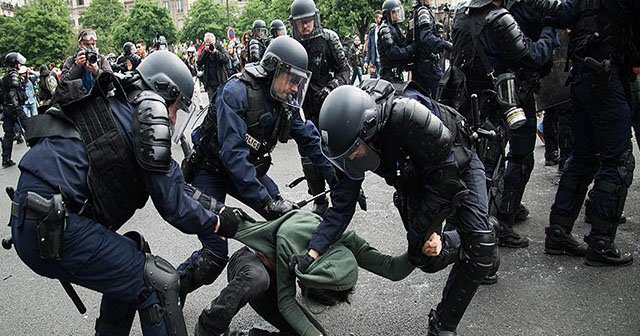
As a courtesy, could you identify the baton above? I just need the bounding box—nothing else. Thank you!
[60,281,87,314]
[286,176,306,188]
[296,189,332,208]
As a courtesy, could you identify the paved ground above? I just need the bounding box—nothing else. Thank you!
[1,101,639,335]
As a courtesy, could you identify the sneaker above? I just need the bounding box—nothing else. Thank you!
[2,159,16,168]
[544,226,587,256]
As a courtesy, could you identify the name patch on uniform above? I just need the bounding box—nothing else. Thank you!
[245,134,261,151]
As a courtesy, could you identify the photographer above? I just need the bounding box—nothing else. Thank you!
[61,29,112,93]
[115,41,142,73]
[197,32,228,103]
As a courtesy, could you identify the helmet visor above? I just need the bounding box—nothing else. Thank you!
[390,7,405,23]
[325,138,380,180]
[171,98,198,144]
[292,15,321,40]
[270,62,311,108]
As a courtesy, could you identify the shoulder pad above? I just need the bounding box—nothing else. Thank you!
[129,90,165,105]
[360,78,396,104]
[486,7,509,25]
[132,91,172,172]
[487,8,528,61]
[417,6,433,28]
[249,39,260,46]
[378,25,394,48]
[322,29,340,43]
[9,71,21,87]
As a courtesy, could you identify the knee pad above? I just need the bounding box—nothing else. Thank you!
[459,231,497,281]
[142,254,188,336]
[123,231,151,253]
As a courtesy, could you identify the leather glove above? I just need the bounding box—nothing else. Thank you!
[265,198,299,219]
[357,188,367,211]
[217,206,255,238]
[443,41,453,52]
[288,253,315,273]
[314,86,332,104]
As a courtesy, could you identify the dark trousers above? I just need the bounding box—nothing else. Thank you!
[551,71,634,232]
[206,85,219,104]
[11,173,169,335]
[2,106,28,162]
[413,63,443,98]
[350,66,363,85]
[198,247,297,335]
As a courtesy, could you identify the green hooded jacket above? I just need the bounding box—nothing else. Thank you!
[234,210,415,336]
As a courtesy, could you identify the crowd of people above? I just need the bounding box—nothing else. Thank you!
[1,0,640,335]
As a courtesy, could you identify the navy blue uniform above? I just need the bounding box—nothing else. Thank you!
[543,0,639,256]
[11,97,222,335]
[190,76,335,257]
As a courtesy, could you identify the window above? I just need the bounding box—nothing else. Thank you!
[66,0,72,6]
[77,0,84,6]
[176,0,183,13]
[164,0,170,10]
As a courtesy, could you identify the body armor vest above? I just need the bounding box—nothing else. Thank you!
[378,22,410,79]
[569,0,639,68]
[194,70,288,177]
[35,74,149,231]
[408,5,440,66]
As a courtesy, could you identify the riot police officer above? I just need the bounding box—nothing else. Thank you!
[289,0,350,214]
[8,51,248,336]
[293,80,497,335]
[270,19,287,38]
[450,0,557,248]
[115,41,142,73]
[184,36,336,225]
[408,0,453,96]
[2,52,28,168]
[378,0,414,83]
[526,0,639,266]
[248,19,269,63]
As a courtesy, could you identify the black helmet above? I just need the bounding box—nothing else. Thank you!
[136,50,194,109]
[382,0,405,24]
[5,52,26,68]
[123,42,135,55]
[289,0,322,41]
[319,86,382,180]
[252,19,268,40]
[270,19,287,38]
[249,36,311,108]
[466,0,493,8]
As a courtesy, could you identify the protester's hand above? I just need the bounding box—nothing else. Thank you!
[422,232,442,257]
[125,59,133,71]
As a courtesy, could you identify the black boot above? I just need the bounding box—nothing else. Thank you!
[544,225,587,256]
[311,197,329,216]
[496,220,529,248]
[427,309,457,336]
[584,235,633,267]
[2,159,16,168]
[179,249,228,305]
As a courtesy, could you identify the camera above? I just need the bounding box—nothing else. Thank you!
[208,43,215,52]
[79,47,99,64]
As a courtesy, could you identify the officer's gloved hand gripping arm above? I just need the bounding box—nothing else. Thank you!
[216,83,276,213]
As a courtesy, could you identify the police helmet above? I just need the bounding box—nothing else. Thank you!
[154,34,168,51]
[270,19,287,38]
[382,0,405,24]
[5,52,26,68]
[252,19,268,40]
[289,0,322,41]
[136,50,194,111]
[319,86,382,180]
[257,36,311,108]
[123,42,136,55]
[466,0,494,8]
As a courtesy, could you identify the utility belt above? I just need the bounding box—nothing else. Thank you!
[381,67,404,82]
[182,150,272,183]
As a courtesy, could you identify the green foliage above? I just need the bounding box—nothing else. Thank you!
[111,0,177,49]
[78,0,125,53]
[180,0,238,43]
[236,0,268,33]
[1,0,74,67]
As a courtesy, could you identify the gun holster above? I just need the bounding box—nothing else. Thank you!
[25,193,67,260]
[181,152,201,184]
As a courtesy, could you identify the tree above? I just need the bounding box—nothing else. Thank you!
[236,0,268,33]
[318,0,383,40]
[78,0,125,52]
[180,0,237,43]
[111,0,177,49]
[0,16,19,64]
[8,0,74,67]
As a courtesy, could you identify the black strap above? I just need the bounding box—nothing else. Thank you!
[24,113,81,145]
[470,30,495,80]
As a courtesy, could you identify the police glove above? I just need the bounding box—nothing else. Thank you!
[314,86,332,104]
[265,198,299,218]
[217,206,255,238]
[289,253,315,273]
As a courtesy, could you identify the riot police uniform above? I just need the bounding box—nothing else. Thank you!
[289,0,350,214]
[309,80,497,335]
[451,0,556,247]
[270,19,287,38]
[248,20,269,63]
[528,0,640,266]
[408,0,453,96]
[115,41,142,73]
[185,36,336,230]
[378,0,414,83]
[2,52,29,168]
[8,51,245,336]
